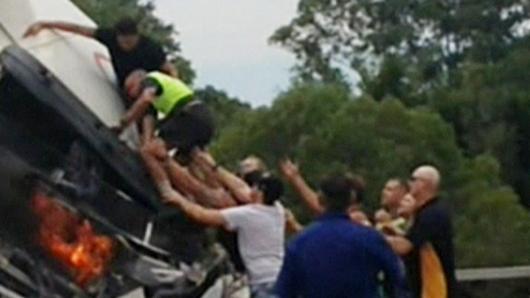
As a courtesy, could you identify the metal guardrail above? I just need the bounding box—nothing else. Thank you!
[456,266,530,281]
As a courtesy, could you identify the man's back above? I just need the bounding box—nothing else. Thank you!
[221,203,285,286]
[95,29,166,86]
[276,213,404,298]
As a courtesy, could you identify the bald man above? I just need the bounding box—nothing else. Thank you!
[386,165,456,298]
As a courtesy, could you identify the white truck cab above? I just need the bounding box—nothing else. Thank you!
[0,1,226,296]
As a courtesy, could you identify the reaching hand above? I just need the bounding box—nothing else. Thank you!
[23,22,46,38]
[279,158,300,180]
[193,149,216,167]
[285,208,304,233]
[374,209,392,224]
[285,209,299,225]
[142,138,169,161]
[349,210,372,227]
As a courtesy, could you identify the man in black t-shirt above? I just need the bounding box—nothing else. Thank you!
[24,17,177,86]
[386,165,457,298]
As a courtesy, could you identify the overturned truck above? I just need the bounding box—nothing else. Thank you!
[0,0,227,297]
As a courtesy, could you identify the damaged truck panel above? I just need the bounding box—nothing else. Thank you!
[0,46,161,211]
[0,0,227,297]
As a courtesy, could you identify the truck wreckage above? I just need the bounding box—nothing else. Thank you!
[0,1,234,297]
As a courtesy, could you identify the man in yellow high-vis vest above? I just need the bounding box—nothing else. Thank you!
[115,70,214,155]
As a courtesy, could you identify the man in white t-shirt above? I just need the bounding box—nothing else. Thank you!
[221,182,285,296]
[167,176,285,297]
[140,141,285,297]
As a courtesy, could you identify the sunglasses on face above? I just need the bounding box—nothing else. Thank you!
[409,176,426,182]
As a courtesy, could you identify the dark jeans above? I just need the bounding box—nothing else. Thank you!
[158,100,214,154]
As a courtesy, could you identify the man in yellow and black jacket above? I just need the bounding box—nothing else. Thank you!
[386,165,457,298]
[116,70,214,155]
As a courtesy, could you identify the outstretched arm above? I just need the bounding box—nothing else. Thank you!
[280,159,324,215]
[194,151,253,204]
[189,151,224,189]
[141,148,226,227]
[285,209,304,235]
[140,139,171,186]
[140,138,236,209]
[118,88,157,132]
[24,21,95,38]
[163,187,227,227]
[164,157,236,208]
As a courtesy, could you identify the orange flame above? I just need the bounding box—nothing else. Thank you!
[31,192,115,288]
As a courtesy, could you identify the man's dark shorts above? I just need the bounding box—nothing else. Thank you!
[157,99,214,154]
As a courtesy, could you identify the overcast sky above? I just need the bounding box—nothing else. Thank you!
[152,0,299,107]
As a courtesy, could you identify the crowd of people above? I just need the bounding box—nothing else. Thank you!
[24,17,457,298]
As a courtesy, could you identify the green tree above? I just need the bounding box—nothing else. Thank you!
[271,0,530,95]
[72,0,195,83]
[431,44,530,206]
[195,85,251,134]
[211,83,350,165]
[453,155,530,268]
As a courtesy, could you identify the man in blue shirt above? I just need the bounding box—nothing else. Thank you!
[275,174,405,298]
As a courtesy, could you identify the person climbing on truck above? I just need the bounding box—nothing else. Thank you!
[24,17,178,86]
[115,70,214,156]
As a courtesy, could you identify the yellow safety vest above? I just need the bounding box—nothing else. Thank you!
[146,72,193,118]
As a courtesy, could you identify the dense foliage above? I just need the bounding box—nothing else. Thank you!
[270,0,530,88]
